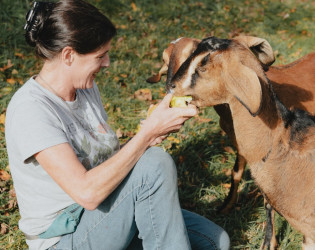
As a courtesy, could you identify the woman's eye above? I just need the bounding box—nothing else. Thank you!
[98,52,108,59]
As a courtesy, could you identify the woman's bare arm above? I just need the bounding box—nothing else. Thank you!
[35,94,197,210]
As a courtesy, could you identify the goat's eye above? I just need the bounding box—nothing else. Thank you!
[197,67,207,73]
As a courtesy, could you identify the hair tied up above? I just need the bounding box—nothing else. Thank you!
[24,1,54,35]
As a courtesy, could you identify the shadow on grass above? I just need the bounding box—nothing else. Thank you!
[171,128,267,247]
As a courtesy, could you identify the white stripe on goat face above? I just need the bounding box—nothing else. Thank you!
[181,53,209,90]
[171,37,183,44]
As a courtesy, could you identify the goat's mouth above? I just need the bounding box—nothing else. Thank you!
[165,87,199,107]
[189,96,203,108]
[177,95,202,108]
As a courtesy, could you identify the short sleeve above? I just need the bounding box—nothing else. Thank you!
[7,100,68,163]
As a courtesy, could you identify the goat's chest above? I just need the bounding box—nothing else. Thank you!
[250,156,315,212]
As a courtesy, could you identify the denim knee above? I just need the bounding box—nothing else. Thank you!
[133,146,177,186]
[219,229,230,250]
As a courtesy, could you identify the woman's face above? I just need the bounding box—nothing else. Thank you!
[71,40,111,89]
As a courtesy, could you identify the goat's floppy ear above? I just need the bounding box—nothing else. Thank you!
[146,44,175,83]
[146,63,168,83]
[225,62,262,116]
[234,36,275,66]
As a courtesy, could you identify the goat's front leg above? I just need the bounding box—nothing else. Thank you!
[218,154,246,214]
[260,199,278,250]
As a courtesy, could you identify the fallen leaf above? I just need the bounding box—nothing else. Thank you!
[224,146,235,154]
[7,199,17,209]
[0,170,11,181]
[0,224,8,235]
[116,128,123,138]
[158,88,166,98]
[0,87,13,94]
[0,60,14,72]
[287,41,295,48]
[178,155,185,164]
[222,168,232,176]
[0,114,5,124]
[116,37,124,44]
[195,116,212,123]
[223,183,231,188]
[6,78,15,85]
[15,52,24,58]
[9,188,16,198]
[167,136,180,144]
[221,156,227,163]
[134,88,152,101]
[131,2,137,11]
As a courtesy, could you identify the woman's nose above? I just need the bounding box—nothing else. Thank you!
[101,54,110,68]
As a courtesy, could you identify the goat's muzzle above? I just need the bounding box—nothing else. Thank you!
[165,82,176,94]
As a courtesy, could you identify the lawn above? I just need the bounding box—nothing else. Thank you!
[0,0,314,249]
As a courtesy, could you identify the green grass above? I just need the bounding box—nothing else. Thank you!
[0,0,314,249]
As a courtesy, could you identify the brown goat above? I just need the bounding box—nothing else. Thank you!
[147,37,315,249]
[165,36,315,249]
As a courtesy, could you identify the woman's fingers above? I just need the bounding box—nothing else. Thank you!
[139,94,199,144]
[160,93,173,107]
[172,106,197,118]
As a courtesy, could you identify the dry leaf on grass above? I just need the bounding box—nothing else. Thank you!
[0,224,8,235]
[167,136,180,144]
[0,114,5,125]
[131,2,137,11]
[0,169,11,181]
[6,78,16,85]
[223,183,231,188]
[116,128,123,138]
[134,88,152,101]
[222,168,232,176]
[0,60,14,72]
[7,199,17,209]
[224,146,235,154]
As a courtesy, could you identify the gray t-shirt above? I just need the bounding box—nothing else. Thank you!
[5,77,120,250]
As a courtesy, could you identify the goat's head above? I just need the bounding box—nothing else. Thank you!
[146,37,201,84]
[166,36,275,116]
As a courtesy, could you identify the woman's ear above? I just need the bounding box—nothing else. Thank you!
[61,46,75,66]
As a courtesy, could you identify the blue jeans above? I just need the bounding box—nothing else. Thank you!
[51,147,230,250]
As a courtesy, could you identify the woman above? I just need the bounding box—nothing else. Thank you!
[5,1,230,249]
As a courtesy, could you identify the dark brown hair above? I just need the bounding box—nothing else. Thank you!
[25,0,116,59]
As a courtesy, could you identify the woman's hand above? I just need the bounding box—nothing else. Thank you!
[139,94,198,146]
[34,94,196,210]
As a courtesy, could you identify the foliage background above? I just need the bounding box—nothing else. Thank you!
[0,0,314,249]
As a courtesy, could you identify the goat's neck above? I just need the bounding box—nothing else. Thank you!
[229,80,282,165]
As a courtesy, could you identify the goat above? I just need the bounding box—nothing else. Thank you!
[147,37,315,249]
[165,35,315,249]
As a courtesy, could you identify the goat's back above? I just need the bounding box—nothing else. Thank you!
[267,52,315,113]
